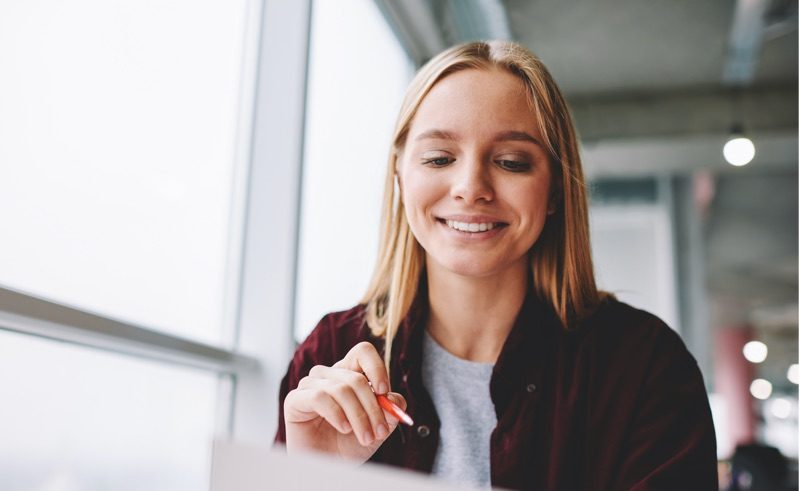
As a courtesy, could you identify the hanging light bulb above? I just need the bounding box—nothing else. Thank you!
[723,123,755,166]
[742,340,768,363]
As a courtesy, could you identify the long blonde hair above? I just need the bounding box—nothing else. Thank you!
[361,41,606,368]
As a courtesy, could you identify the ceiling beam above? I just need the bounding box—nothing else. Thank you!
[569,86,797,142]
[581,130,796,179]
[722,0,770,86]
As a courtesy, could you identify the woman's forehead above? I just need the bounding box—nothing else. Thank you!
[407,68,541,142]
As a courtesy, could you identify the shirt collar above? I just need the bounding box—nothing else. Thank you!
[391,281,563,379]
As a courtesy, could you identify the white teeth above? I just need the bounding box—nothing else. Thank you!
[445,220,497,232]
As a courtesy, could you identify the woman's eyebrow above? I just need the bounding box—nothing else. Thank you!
[494,130,543,147]
[414,129,543,148]
[414,129,459,142]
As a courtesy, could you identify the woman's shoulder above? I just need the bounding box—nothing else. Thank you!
[314,304,369,334]
[578,296,693,361]
[569,297,707,408]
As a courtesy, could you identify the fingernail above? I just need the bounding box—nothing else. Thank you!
[363,431,374,445]
[375,423,388,439]
[378,382,389,394]
[341,421,352,433]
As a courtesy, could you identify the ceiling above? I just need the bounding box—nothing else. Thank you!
[376,0,798,395]
[504,0,796,95]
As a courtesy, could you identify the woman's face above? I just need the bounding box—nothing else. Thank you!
[398,67,554,279]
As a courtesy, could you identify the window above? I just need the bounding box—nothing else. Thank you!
[0,330,218,490]
[0,1,260,489]
[0,0,251,345]
[295,0,413,342]
[0,0,410,486]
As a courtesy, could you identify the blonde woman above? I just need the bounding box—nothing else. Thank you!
[276,41,717,490]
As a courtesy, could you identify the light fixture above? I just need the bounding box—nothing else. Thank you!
[742,340,768,363]
[750,379,772,400]
[723,123,755,167]
[768,397,792,419]
[788,364,799,385]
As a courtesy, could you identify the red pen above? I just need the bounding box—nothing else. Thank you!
[376,393,414,426]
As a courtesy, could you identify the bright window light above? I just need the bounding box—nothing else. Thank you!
[295,0,412,341]
[0,0,250,344]
[0,330,218,490]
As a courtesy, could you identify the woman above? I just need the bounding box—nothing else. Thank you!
[275,41,717,490]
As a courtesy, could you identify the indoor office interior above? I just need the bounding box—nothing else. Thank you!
[0,0,797,490]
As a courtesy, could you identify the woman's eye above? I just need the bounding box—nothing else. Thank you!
[497,159,531,172]
[423,157,453,167]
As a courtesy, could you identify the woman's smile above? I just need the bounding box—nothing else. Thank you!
[435,216,509,240]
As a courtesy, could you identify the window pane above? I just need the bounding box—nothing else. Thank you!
[295,0,412,341]
[0,0,251,344]
[0,330,218,491]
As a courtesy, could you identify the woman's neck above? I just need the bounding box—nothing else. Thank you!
[425,259,528,363]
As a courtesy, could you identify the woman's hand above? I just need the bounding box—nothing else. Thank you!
[283,341,408,462]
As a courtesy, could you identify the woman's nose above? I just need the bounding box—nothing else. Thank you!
[449,158,494,204]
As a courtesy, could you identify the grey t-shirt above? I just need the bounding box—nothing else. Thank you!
[421,330,497,489]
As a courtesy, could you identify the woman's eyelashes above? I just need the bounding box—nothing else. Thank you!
[420,153,532,172]
[422,156,454,167]
[495,159,531,172]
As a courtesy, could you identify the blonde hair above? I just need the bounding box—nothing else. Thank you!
[361,41,607,368]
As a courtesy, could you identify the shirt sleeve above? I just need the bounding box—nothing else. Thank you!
[612,327,718,490]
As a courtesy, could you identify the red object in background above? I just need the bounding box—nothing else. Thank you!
[715,326,756,457]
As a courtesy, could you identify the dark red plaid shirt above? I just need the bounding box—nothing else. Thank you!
[275,291,717,490]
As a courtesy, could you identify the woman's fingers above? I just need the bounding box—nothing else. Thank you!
[286,342,396,448]
[334,342,391,395]
[284,385,352,434]
[304,365,389,445]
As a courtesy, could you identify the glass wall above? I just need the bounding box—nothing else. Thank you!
[0,1,254,488]
[295,0,412,341]
[0,331,217,490]
[0,0,250,345]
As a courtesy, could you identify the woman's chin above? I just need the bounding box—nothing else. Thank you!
[429,256,523,280]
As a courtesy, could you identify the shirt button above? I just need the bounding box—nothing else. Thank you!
[416,425,430,438]
[526,383,537,393]
[402,373,409,384]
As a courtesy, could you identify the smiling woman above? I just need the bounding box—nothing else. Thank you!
[275,41,718,490]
